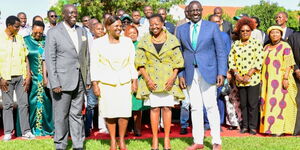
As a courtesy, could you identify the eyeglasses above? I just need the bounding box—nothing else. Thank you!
[50,15,57,18]
[189,9,202,13]
[240,30,251,33]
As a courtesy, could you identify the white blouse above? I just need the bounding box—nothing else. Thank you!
[90,35,138,85]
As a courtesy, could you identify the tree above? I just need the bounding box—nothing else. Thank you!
[51,0,185,22]
[235,0,299,32]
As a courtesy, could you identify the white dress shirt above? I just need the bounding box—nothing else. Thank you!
[282,26,287,40]
[18,25,31,37]
[63,22,79,53]
[189,20,202,42]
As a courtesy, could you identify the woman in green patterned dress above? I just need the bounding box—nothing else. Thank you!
[24,21,54,136]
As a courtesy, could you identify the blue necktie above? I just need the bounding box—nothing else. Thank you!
[192,23,198,50]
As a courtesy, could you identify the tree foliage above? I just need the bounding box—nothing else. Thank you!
[51,0,185,23]
[235,0,299,32]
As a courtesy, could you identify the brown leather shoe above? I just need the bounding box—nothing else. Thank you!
[185,144,204,150]
[213,144,222,150]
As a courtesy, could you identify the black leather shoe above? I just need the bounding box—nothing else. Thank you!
[134,133,142,137]
[249,129,257,135]
[240,128,248,134]
[180,128,188,135]
[73,148,83,150]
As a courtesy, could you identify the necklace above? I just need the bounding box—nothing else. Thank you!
[271,40,281,46]
[151,31,166,43]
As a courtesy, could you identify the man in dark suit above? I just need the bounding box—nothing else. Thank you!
[176,1,227,150]
[276,12,294,40]
[213,7,232,36]
[288,32,300,135]
[45,4,90,150]
[158,8,176,34]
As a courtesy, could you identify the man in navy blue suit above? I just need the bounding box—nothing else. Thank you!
[275,12,294,40]
[176,1,227,150]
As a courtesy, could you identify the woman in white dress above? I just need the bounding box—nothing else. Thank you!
[90,16,138,150]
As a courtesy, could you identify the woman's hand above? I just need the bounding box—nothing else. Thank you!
[92,82,101,97]
[131,79,138,93]
[282,79,289,90]
[43,76,48,87]
[146,78,157,91]
[235,74,244,83]
[165,76,176,91]
[243,75,251,83]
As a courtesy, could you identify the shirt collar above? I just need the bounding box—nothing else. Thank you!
[190,19,202,27]
[63,21,76,32]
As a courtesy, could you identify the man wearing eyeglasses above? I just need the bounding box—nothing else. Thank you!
[44,10,58,34]
[176,1,226,150]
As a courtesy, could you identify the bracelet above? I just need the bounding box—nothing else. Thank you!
[283,78,288,80]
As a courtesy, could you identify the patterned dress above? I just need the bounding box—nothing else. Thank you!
[24,35,54,136]
[260,42,297,134]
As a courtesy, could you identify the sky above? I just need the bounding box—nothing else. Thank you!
[0,0,298,25]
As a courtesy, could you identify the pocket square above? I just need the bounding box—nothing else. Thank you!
[82,36,87,41]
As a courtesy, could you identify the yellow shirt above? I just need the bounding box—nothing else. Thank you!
[0,31,28,80]
[228,38,264,87]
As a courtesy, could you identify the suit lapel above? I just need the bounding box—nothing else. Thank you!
[183,23,193,52]
[196,21,205,51]
[76,26,83,54]
[60,23,76,50]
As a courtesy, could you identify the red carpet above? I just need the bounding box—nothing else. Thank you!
[0,124,296,140]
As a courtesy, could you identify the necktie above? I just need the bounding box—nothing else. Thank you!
[191,23,198,50]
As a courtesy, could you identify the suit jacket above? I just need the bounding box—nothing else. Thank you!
[176,20,227,85]
[222,20,233,36]
[288,32,300,70]
[45,22,90,91]
[284,27,295,40]
[165,21,175,35]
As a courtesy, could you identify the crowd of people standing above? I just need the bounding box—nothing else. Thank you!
[0,1,299,150]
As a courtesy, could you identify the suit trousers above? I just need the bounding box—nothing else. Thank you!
[238,84,260,130]
[188,68,221,145]
[293,77,300,135]
[52,76,85,149]
[2,76,30,135]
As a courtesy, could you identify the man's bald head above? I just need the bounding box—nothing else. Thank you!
[62,4,78,27]
[213,7,223,18]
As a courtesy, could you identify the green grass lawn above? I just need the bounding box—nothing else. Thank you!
[0,137,299,150]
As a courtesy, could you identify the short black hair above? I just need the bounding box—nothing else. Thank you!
[47,10,56,16]
[17,12,26,17]
[6,15,20,27]
[149,14,164,23]
[251,16,260,28]
[32,21,45,29]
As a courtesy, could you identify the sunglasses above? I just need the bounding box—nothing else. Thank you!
[83,20,89,22]
[50,15,57,18]
[240,30,251,33]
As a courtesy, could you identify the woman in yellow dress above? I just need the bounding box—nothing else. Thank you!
[135,14,184,150]
[260,26,297,135]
